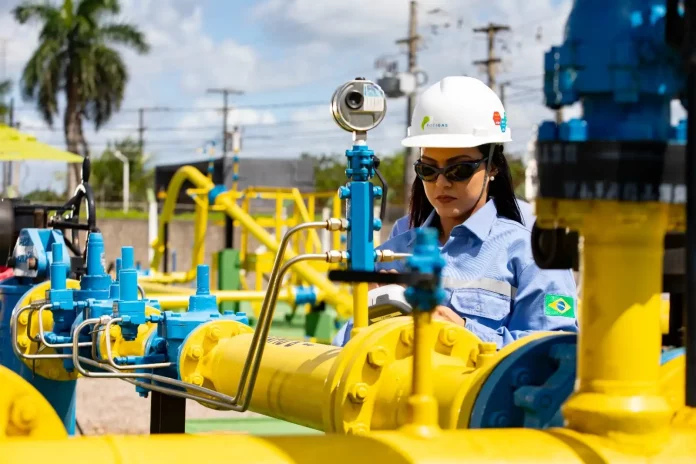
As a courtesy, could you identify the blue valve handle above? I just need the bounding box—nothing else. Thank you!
[328,228,445,313]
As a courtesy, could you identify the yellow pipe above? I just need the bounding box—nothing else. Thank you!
[181,317,558,433]
[148,165,351,314]
[152,291,295,310]
[3,424,696,463]
[552,201,673,449]
[400,311,439,436]
[290,188,322,252]
[214,193,352,315]
[351,283,369,337]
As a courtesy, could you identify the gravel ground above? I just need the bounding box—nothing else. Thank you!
[76,377,259,435]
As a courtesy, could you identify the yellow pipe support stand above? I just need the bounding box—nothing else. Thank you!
[537,199,685,455]
[214,191,352,315]
[148,166,352,314]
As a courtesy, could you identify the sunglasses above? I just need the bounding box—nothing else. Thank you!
[414,157,488,183]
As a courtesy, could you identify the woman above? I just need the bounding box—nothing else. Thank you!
[333,76,578,348]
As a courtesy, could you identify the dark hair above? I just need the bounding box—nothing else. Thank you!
[408,144,523,228]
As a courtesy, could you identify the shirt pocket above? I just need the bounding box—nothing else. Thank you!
[449,288,511,330]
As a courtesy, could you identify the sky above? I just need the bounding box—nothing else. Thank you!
[0,0,687,194]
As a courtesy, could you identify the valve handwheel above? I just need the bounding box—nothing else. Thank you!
[47,157,99,260]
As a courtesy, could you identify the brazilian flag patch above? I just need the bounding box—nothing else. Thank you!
[544,294,575,318]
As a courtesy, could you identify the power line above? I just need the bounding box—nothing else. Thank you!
[13,99,328,113]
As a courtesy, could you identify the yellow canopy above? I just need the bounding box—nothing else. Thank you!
[0,124,83,163]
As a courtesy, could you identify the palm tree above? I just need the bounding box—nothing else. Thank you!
[14,0,149,194]
[0,80,11,124]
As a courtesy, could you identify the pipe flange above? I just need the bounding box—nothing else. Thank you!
[96,306,162,367]
[323,316,481,434]
[13,280,81,381]
[178,319,253,409]
[0,364,67,439]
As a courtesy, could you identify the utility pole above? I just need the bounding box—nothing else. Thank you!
[207,88,243,250]
[138,108,145,154]
[397,0,421,208]
[207,88,244,155]
[472,23,510,94]
[137,107,170,155]
[499,81,509,106]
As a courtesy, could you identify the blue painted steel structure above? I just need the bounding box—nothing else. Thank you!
[339,143,382,272]
[538,0,686,144]
[0,230,77,435]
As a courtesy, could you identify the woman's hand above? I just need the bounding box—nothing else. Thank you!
[433,305,466,326]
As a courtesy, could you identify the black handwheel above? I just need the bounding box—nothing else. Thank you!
[48,157,99,260]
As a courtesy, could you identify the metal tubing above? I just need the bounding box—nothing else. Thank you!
[71,318,245,410]
[101,317,172,371]
[236,253,328,409]
[36,305,91,349]
[11,305,72,360]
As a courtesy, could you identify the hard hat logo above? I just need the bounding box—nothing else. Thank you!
[421,116,430,130]
[420,115,448,130]
[493,111,508,133]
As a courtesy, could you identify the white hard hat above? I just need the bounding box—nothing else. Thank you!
[402,76,512,148]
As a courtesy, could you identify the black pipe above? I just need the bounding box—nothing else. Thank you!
[684,0,696,407]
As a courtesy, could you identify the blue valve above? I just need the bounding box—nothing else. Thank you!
[49,242,74,330]
[74,232,111,301]
[116,246,146,341]
[189,265,217,312]
[404,228,446,312]
[343,143,378,272]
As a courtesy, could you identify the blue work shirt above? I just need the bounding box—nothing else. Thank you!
[387,199,536,240]
[333,199,578,348]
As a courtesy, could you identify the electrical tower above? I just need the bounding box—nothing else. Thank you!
[472,23,510,94]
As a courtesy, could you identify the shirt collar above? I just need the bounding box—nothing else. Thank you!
[454,199,498,241]
[408,200,498,246]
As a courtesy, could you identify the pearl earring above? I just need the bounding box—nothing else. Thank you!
[490,175,495,181]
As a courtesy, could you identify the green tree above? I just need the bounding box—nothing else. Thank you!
[90,138,153,204]
[14,0,150,195]
[24,188,64,202]
[301,151,407,213]
[506,156,527,199]
[0,80,11,124]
